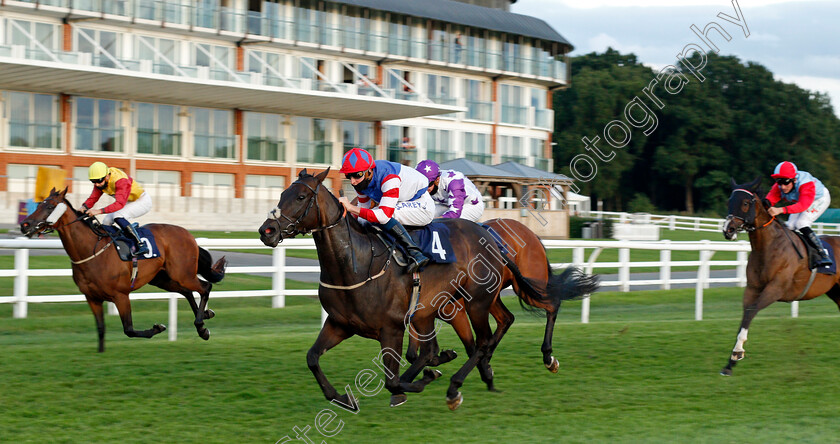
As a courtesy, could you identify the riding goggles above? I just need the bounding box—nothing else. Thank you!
[345,171,365,180]
[775,178,793,185]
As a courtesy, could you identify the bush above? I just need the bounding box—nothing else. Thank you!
[627,193,656,213]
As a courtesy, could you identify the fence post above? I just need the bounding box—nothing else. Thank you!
[702,240,712,289]
[736,246,748,287]
[695,249,709,321]
[619,248,630,292]
[791,301,799,318]
[272,247,286,308]
[572,247,589,323]
[168,293,178,341]
[669,215,676,230]
[660,240,671,290]
[13,248,29,318]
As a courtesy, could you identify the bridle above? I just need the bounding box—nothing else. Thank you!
[28,196,86,235]
[725,188,775,233]
[267,179,345,238]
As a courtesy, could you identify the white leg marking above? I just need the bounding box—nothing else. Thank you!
[733,328,748,353]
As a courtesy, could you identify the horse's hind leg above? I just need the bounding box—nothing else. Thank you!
[87,299,106,352]
[541,309,560,373]
[150,272,213,340]
[113,294,166,339]
[478,299,516,386]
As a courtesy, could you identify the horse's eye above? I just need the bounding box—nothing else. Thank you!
[297,195,306,200]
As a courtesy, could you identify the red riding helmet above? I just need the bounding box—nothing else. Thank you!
[771,161,797,179]
[340,147,375,174]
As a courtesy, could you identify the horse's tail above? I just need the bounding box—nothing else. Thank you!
[198,247,227,283]
[503,253,599,314]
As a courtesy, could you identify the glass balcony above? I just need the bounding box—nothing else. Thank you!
[387,146,417,165]
[501,155,526,164]
[389,36,410,57]
[535,157,552,172]
[137,129,181,156]
[194,134,235,159]
[485,51,502,71]
[297,140,332,164]
[343,29,364,51]
[426,150,456,163]
[465,153,492,165]
[466,100,492,121]
[247,138,286,162]
[76,127,124,152]
[534,108,554,130]
[368,33,387,53]
[410,40,426,59]
[8,122,62,150]
[501,105,527,125]
[429,42,446,63]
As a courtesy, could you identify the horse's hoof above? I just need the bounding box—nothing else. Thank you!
[720,367,733,376]
[155,324,167,333]
[446,392,463,411]
[545,356,560,373]
[390,394,407,407]
[730,351,745,361]
[204,309,215,319]
[199,328,210,341]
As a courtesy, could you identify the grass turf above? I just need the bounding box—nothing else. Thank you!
[2,287,840,443]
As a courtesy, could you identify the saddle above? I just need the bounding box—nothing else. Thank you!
[371,222,457,265]
[98,223,160,261]
[792,231,836,274]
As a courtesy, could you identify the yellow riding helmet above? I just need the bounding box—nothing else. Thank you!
[88,162,108,180]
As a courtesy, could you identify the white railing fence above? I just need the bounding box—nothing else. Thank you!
[1,237,805,340]
[588,210,840,235]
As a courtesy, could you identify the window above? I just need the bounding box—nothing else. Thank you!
[464,79,491,121]
[7,19,58,53]
[295,117,331,164]
[530,138,550,171]
[76,28,120,68]
[500,84,526,125]
[245,112,285,162]
[136,35,179,75]
[192,43,235,80]
[245,174,285,200]
[425,128,454,163]
[498,135,525,163]
[192,108,234,159]
[75,98,123,152]
[463,132,491,164]
[6,92,61,150]
[341,121,374,151]
[137,103,180,156]
[426,74,454,105]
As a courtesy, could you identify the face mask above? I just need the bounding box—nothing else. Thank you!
[429,184,439,195]
[352,174,372,194]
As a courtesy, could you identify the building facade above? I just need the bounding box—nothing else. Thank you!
[0,0,571,223]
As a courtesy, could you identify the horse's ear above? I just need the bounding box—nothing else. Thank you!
[60,186,68,197]
[748,175,762,191]
[49,187,58,195]
[729,177,737,189]
[315,167,330,184]
[298,168,308,178]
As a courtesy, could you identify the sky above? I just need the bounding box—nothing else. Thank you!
[510,0,840,117]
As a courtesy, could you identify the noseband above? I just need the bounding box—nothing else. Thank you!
[267,179,344,237]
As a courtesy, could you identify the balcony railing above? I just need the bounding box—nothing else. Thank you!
[501,155,526,164]
[247,138,286,162]
[194,134,235,159]
[75,127,124,152]
[533,108,554,130]
[426,150,456,164]
[137,129,181,156]
[8,122,61,150]
[5,1,569,83]
[465,153,492,165]
[465,100,493,121]
[535,157,552,172]
[296,140,332,164]
[387,146,417,166]
[501,105,528,125]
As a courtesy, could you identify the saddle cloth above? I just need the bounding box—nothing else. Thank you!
[793,231,836,275]
[379,222,457,265]
[480,223,511,255]
[101,224,161,261]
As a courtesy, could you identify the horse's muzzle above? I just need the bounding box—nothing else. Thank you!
[258,219,282,248]
[19,219,42,238]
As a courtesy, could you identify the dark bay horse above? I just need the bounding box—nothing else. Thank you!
[258,169,564,409]
[406,218,599,377]
[721,178,840,375]
[20,188,227,352]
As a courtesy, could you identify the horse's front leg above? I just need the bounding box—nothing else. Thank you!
[86,299,106,352]
[721,287,779,376]
[307,317,354,407]
[377,326,408,407]
[113,293,166,338]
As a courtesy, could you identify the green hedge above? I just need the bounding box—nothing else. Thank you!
[569,216,614,239]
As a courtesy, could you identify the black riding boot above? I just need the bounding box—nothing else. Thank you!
[801,226,832,267]
[115,218,149,257]
[383,218,430,273]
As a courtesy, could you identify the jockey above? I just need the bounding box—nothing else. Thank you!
[766,161,832,266]
[81,162,151,257]
[337,147,434,273]
[416,159,485,222]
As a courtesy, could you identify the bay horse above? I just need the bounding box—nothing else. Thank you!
[405,218,599,378]
[721,177,840,375]
[258,169,576,409]
[20,187,227,352]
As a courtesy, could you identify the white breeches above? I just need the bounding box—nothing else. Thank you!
[433,200,485,222]
[786,190,830,231]
[392,192,435,227]
[102,192,152,225]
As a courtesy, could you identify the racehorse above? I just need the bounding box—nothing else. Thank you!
[20,188,227,352]
[721,177,840,375]
[258,169,581,409]
[405,218,599,378]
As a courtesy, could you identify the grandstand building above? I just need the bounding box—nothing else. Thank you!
[0,0,571,229]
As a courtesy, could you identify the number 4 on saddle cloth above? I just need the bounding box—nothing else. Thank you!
[100,223,161,261]
[379,222,457,269]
